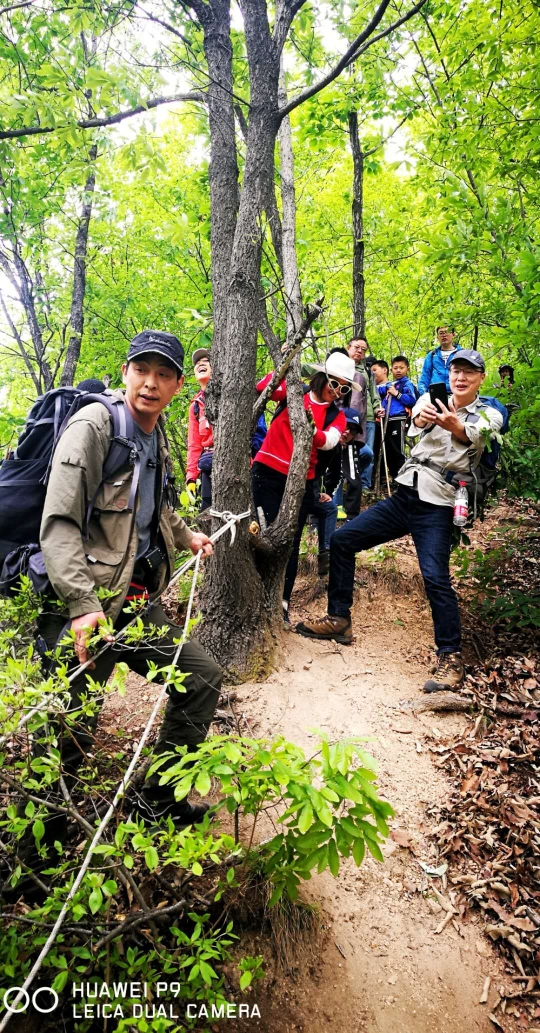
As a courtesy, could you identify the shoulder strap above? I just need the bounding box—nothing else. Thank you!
[61,394,140,536]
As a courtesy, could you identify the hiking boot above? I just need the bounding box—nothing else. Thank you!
[130,795,212,828]
[423,653,464,694]
[317,550,329,577]
[296,614,352,646]
[282,600,291,625]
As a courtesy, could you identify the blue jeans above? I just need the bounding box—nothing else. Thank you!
[328,485,460,654]
[362,422,376,488]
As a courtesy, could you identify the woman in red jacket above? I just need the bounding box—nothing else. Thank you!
[187,348,213,510]
[253,352,354,621]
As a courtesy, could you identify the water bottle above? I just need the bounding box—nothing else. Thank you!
[453,481,469,527]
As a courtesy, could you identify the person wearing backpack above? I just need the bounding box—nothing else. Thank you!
[418,325,462,395]
[37,331,221,829]
[296,350,504,694]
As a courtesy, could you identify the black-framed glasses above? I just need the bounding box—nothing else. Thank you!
[327,377,350,396]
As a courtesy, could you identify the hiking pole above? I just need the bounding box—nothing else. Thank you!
[0,546,208,1032]
[380,401,392,495]
[0,509,251,747]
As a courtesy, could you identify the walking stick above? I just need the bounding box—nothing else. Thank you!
[380,401,392,495]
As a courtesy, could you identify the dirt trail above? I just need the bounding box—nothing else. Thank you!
[228,579,519,1033]
[103,543,521,1033]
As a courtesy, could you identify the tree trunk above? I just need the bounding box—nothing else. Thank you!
[200,1,312,678]
[278,62,303,336]
[60,144,98,386]
[199,0,239,425]
[348,111,365,338]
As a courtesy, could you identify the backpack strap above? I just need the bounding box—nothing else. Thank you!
[75,395,140,536]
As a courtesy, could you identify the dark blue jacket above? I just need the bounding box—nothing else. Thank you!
[418,345,462,394]
[378,377,417,418]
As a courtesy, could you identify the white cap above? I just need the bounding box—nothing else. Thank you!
[312,352,356,385]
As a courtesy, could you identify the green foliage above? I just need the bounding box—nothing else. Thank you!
[0,585,393,1021]
[149,733,393,904]
[453,531,540,629]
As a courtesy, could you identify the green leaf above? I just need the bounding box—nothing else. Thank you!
[239,971,252,991]
[32,818,45,844]
[352,836,366,866]
[298,802,314,834]
[88,887,103,914]
[199,960,217,985]
[327,838,340,877]
[195,770,211,795]
[52,969,69,993]
[145,846,159,871]
[366,838,384,863]
[268,883,285,906]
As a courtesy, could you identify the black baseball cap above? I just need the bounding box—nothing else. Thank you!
[192,348,211,367]
[448,348,485,372]
[127,330,184,374]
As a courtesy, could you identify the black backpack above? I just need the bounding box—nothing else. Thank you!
[0,387,138,595]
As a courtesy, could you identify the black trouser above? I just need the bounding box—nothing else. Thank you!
[252,464,319,602]
[385,417,408,479]
[342,477,362,519]
[200,470,212,511]
[328,485,460,655]
[37,602,222,803]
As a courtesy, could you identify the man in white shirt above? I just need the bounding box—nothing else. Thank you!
[297,350,503,694]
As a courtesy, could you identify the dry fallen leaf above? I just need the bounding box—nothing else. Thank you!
[390,829,414,851]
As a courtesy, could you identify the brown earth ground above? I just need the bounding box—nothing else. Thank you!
[102,507,526,1033]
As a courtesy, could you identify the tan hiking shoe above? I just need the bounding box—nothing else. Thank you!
[423,653,464,694]
[296,614,352,646]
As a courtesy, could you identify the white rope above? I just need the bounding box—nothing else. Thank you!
[0,510,250,1026]
[0,546,208,1029]
[0,511,250,748]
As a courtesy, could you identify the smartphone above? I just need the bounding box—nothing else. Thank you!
[429,382,449,410]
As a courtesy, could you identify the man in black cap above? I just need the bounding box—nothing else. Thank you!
[38,330,221,830]
[297,350,503,694]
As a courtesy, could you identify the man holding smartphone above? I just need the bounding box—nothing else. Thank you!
[297,350,503,694]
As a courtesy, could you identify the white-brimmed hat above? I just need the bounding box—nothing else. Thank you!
[311,352,356,385]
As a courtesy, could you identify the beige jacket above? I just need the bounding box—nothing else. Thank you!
[396,392,504,507]
[40,391,194,621]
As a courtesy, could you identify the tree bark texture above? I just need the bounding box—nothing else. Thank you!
[199,0,239,422]
[60,144,98,386]
[200,0,311,678]
[348,111,365,338]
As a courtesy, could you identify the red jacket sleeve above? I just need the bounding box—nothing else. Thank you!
[187,399,203,482]
[256,372,287,402]
[313,409,346,448]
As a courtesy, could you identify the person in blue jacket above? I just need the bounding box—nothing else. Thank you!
[418,326,462,394]
[378,355,418,479]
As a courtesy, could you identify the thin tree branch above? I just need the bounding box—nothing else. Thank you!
[278,0,427,120]
[0,92,206,141]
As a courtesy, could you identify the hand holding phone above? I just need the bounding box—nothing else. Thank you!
[428,382,449,411]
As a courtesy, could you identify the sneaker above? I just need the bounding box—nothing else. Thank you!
[296,614,352,645]
[282,600,291,625]
[317,550,330,577]
[423,653,464,694]
[130,795,211,828]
